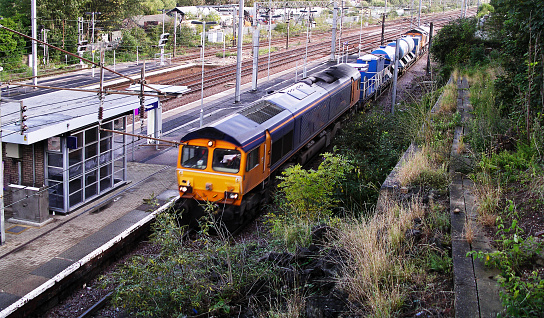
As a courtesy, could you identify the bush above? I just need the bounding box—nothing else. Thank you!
[107,211,272,316]
[431,18,480,67]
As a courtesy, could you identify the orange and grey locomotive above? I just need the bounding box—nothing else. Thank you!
[176,64,361,230]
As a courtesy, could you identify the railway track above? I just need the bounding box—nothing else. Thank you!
[157,9,471,110]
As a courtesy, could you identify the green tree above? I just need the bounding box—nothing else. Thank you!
[0,16,27,70]
[489,0,544,141]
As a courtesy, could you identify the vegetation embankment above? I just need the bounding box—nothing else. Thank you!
[433,1,544,316]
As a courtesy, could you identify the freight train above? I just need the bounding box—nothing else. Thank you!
[175,27,430,231]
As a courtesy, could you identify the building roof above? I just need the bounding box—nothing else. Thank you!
[1,89,158,145]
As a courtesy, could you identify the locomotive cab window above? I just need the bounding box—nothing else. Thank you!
[246,147,260,172]
[213,148,241,173]
[181,145,208,170]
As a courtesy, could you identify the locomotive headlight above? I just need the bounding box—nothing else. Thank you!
[225,192,239,200]
[179,185,193,193]
[207,140,215,147]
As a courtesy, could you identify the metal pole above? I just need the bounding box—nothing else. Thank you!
[381,14,386,45]
[411,0,415,28]
[391,38,400,114]
[132,110,135,161]
[304,7,309,78]
[31,0,38,86]
[91,12,96,77]
[0,84,4,245]
[174,12,178,57]
[267,0,272,81]
[330,1,337,61]
[113,50,116,72]
[426,22,434,75]
[338,0,344,63]
[418,0,422,26]
[200,21,206,127]
[235,0,244,102]
[252,24,260,90]
[359,7,363,56]
[160,9,165,65]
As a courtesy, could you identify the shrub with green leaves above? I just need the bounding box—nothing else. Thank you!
[107,211,272,316]
[469,218,544,317]
[276,153,354,221]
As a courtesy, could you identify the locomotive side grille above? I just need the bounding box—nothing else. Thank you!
[239,101,284,124]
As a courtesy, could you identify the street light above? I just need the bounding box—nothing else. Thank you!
[191,20,217,127]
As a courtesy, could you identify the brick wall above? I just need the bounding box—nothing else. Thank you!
[3,141,46,206]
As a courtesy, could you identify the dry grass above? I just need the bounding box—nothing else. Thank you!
[263,290,306,318]
[529,174,544,202]
[397,147,449,188]
[439,82,458,114]
[336,197,425,317]
[457,135,466,154]
[464,217,477,244]
[451,68,460,82]
[474,181,501,227]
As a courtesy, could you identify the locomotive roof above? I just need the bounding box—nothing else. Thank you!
[180,64,360,152]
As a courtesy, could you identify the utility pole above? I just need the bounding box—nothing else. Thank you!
[330,1,337,61]
[174,11,178,57]
[418,0,422,26]
[1,74,4,245]
[252,3,259,91]
[426,22,434,75]
[235,0,244,102]
[85,11,100,77]
[380,14,386,45]
[391,38,400,114]
[31,0,37,86]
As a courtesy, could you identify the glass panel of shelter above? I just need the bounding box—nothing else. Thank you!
[45,117,126,213]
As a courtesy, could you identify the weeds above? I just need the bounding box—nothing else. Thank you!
[469,218,544,317]
[397,146,450,189]
[336,197,426,317]
[439,81,458,114]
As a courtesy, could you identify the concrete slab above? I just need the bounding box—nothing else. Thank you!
[31,257,74,279]
[0,292,20,311]
[156,190,179,202]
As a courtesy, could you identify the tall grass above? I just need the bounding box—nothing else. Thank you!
[396,146,449,189]
[439,81,458,114]
[336,197,425,317]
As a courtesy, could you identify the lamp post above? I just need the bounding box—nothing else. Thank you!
[192,20,217,127]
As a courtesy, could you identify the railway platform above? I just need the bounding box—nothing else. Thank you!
[0,162,179,317]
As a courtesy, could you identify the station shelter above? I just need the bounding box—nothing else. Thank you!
[1,89,160,222]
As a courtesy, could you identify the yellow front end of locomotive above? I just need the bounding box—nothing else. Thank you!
[177,139,244,206]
